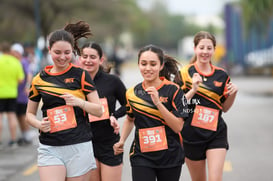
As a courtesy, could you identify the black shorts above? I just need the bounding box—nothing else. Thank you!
[183,127,229,161]
[0,98,17,112]
[16,103,27,116]
[92,136,123,166]
[132,166,182,181]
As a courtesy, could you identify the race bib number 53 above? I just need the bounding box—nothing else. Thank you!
[191,105,219,131]
[47,105,77,133]
[139,126,168,153]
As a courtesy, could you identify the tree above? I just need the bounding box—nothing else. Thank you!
[240,0,273,30]
[0,0,143,44]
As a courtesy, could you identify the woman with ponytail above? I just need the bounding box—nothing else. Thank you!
[180,31,238,181]
[26,21,102,181]
[113,44,188,181]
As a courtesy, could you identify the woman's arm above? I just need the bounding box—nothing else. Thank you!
[113,115,135,155]
[60,91,103,117]
[156,102,184,133]
[222,82,238,112]
[84,90,103,117]
[26,100,51,132]
[146,86,184,133]
[184,73,202,100]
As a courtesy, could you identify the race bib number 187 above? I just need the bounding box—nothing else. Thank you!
[191,105,219,131]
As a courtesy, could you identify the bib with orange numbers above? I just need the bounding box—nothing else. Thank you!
[89,98,110,122]
[191,105,219,131]
[139,126,168,153]
[47,105,77,133]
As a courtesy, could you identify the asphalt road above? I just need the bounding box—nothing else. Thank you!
[1,64,273,181]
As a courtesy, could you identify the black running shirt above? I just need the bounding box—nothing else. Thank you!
[180,63,230,144]
[29,63,96,146]
[126,77,188,168]
[90,69,126,142]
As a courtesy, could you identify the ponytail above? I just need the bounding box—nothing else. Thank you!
[64,21,92,56]
[160,55,182,84]
[48,20,92,56]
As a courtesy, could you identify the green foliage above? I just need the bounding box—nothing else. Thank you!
[0,0,218,49]
[240,0,273,31]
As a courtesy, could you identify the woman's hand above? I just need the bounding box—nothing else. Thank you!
[113,140,124,155]
[60,93,83,107]
[145,86,160,106]
[226,82,238,96]
[39,117,51,133]
[110,115,120,134]
[192,73,202,91]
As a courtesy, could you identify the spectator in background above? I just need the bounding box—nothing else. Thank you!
[0,42,24,149]
[24,42,41,76]
[110,45,127,76]
[12,43,35,145]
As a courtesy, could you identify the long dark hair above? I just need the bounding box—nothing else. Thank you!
[138,44,181,84]
[190,31,216,64]
[48,21,92,56]
[81,42,112,73]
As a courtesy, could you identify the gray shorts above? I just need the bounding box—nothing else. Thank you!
[37,141,96,177]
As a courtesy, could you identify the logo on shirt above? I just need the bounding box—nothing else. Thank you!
[213,81,223,87]
[64,78,75,83]
[159,96,168,103]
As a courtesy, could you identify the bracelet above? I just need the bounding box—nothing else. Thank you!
[155,101,161,106]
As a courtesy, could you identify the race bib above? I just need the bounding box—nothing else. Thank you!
[191,105,219,131]
[139,126,168,153]
[89,98,110,122]
[47,105,77,133]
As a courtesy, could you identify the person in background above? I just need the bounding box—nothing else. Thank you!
[0,42,24,149]
[26,21,103,181]
[11,43,35,145]
[113,44,188,181]
[78,42,126,181]
[180,31,238,181]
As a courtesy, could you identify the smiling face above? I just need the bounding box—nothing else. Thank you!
[49,40,73,72]
[138,50,163,83]
[194,38,215,64]
[79,47,102,74]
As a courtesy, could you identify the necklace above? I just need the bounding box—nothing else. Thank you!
[202,76,207,81]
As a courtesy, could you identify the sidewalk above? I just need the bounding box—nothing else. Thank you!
[0,116,38,181]
[232,76,273,96]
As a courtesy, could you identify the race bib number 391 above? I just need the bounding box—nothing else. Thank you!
[47,105,77,133]
[191,105,219,131]
[139,126,168,153]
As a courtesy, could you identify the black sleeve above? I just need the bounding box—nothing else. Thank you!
[112,77,127,119]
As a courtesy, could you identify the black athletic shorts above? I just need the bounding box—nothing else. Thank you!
[16,103,27,116]
[92,136,123,166]
[0,98,17,112]
[132,166,182,181]
[183,126,229,161]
